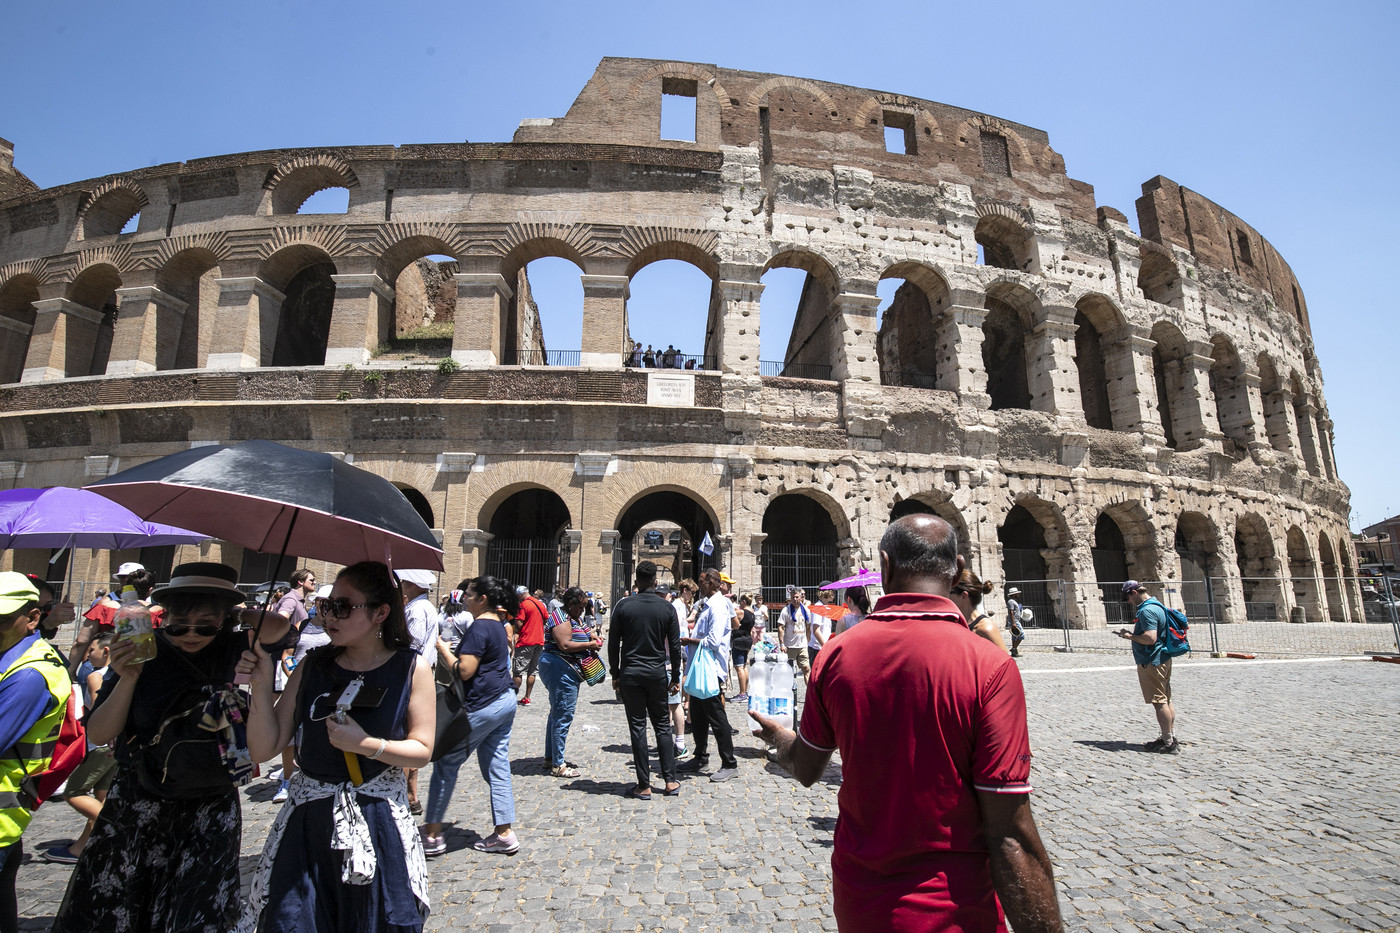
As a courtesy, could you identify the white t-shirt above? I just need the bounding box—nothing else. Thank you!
[404,594,440,664]
[780,602,810,649]
[808,610,832,650]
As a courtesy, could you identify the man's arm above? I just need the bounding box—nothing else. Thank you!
[749,712,832,787]
[978,791,1063,933]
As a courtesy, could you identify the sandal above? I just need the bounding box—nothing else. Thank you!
[624,784,653,800]
[663,783,681,796]
[550,765,581,778]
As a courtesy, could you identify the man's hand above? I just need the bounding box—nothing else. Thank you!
[748,711,832,786]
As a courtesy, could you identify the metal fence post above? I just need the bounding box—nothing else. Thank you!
[1206,575,1221,656]
[1386,576,1400,654]
[1060,580,1073,652]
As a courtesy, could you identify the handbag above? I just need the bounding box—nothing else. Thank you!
[683,644,721,699]
[432,673,471,762]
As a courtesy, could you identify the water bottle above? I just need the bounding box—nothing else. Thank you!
[747,656,771,724]
[766,656,795,731]
[113,585,156,663]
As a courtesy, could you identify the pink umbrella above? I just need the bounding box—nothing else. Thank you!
[827,568,881,588]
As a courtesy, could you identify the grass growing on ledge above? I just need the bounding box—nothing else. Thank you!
[398,322,454,341]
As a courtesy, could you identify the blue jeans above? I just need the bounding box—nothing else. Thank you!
[537,652,581,766]
[425,687,516,827]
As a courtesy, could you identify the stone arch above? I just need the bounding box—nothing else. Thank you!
[64,263,122,376]
[391,482,435,530]
[1073,293,1128,430]
[877,261,949,389]
[622,236,719,281]
[376,234,463,284]
[610,483,724,542]
[851,98,945,145]
[1336,532,1364,620]
[155,247,222,370]
[1209,334,1254,451]
[1286,524,1322,623]
[974,209,1034,272]
[1235,513,1284,621]
[1257,352,1291,454]
[998,496,1073,628]
[761,491,844,604]
[623,61,734,121]
[613,486,724,597]
[1289,371,1321,475]
[481,485,573,594]
[77,180,148,239]
[1174,510,1226,621]
[761,486,853,543]
[372,234,463,342]
[258,244,336,367]
[954,118,1037,168]
[1149,321,1190,449]
[1137,248,1181,305]
[626,246,720,370]
[1317,532,1345,622]
[745,76,839,117]
[0,273,40,383]
[264,153,359,215]
[764,249,842,380]
[982,280,1040,411]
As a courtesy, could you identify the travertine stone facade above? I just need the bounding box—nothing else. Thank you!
[0,59,1355,625]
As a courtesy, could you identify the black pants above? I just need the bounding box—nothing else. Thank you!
[1,841,20,933]
[619,677,677,789]
[690,692,737,769]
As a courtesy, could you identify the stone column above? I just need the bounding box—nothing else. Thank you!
[599,530,621,601]
[1119,331,1168,441]
[22,298,103,382]
[451,273,511,367]
[935,294,990,408]
[106,286,188,375]
[0,314,33,384]
[1294,397,1323,476]
[714,274,762,379]
[746,532,768,602]
[1026,305,1080,418]
[1266,386,1302,459]
[1172,343,1224,451]
[833,291,885,445]
[459,528,494,579]
[207,277,285,369]
[580,275,629,368]
[1238,369,1267,454]
[325,274,395,366]
[1317,417,1337,481]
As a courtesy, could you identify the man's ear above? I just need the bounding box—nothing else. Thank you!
[879,551,890,579]
[955,554,966,575]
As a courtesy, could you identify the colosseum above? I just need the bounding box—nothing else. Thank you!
[0,57,1357,628]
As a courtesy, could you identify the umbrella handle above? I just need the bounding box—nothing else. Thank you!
[234,508,302,687]
[345,751,363,785]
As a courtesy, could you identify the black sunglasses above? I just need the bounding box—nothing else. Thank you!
[315,597,372,620]
[164,623,222,638]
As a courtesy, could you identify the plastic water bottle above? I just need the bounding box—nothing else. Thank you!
[113,585,156,663]
[747,657,771,723]
[766,656,795,731]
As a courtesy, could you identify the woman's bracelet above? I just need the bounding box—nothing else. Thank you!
[368,737,388,760]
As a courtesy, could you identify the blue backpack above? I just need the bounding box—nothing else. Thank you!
[1162,606,1191,657]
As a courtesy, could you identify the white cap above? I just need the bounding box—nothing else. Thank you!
[515,585,529,594]
[316,584,333,598]
[114,561,145,580]
[395,568,437,588]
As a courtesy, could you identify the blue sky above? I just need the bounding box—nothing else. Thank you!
[5,0,1397,529]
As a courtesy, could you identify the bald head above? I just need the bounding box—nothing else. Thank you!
[879,514,963,596]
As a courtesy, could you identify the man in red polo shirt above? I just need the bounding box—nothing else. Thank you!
[511,585,549,706]
[752,514,1062,933]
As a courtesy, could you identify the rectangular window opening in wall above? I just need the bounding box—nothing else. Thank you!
[1292,284,1302,323]
[1236,230,1254,266]
[660,77,698,142]
[758,106,772,164]
[980,131,1011,177]
[883,111,916,155]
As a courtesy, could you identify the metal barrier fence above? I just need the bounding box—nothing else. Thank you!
[501,349,582,366]
[759,360,834,380]
[1005,576,1400,659]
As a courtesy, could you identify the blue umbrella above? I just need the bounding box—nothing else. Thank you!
[0,486,209,551]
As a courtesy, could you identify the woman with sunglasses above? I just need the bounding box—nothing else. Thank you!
[52,562,293,933]
[420,575,520,857]
[238,560,434,932]
[537,586,604,778]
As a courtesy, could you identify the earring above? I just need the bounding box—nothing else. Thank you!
[375,627,383,640]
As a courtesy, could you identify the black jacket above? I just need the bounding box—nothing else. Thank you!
[607,591,682,683]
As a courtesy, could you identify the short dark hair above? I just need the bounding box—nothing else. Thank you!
[635,561,658,587]
[290,568,314,588]
[880,516,959,581]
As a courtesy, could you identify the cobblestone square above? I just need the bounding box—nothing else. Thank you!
[14,651,1399,931]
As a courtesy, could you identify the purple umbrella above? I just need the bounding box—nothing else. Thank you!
[827,567,882,589]
[0,486,209,551]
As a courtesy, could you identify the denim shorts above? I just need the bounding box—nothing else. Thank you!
[730,648,749,668]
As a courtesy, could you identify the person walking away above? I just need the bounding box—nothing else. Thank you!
[238,561,434,931]
[53,563,293,933]
[421,576,521,856]
[678,569,738,782]
[731,595,756,700]
[511,586,548,706]
[0,572,69,933]
[537,587,604,777]
[1005,586,1026,657]
[608,561,682,799]
[833,588,869,636]
[751,515,1063,932]
[1118,581,1179,754]
[265,568,317,802]
[951,570,1009,655]
[396,568,439,817]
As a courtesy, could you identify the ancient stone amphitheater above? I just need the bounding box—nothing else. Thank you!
[0,58,1357,627]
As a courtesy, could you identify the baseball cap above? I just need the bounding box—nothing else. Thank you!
[114,561,145,581]
[719,572,736,585]
[395,568,436,588]
[0,571,40,615]
[515,585,529,595]
[1121,580,1143,597]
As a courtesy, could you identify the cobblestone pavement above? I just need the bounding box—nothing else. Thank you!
[13,651,1400,931]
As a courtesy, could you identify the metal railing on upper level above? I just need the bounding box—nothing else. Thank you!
[760,360,834,380]
[500,349,582,367]
[625,353,717,371]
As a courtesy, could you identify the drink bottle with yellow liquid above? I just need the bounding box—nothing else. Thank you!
[113,584,156,663]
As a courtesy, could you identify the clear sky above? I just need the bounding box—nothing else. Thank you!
[5,0,1397,529]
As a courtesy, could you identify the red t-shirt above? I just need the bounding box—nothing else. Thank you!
[799,593,1033,933]
[83,600,117,632]
[515,596,548,647]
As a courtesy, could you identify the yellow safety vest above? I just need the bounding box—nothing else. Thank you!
[0,637,69,848]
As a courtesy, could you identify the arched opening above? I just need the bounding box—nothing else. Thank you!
[982,284,1035,411]
[626,256,717,370]
[393,483,435,529]
[760,251,839,381]
[504,254,582,366]
[1073,294,1129,431]
[761,494,839,605]
[877,262,948,389]
[1074,311,1111,429]
[1092,513,1130,624]
[1290,373,1321,475]
[156,248,222,370]
[269,164,357,215]
[1175,512,1223,622]
[1209,335,1254,452]
[1149,323,1189,449]
[1257,354,1291,454]
[1318,533,1344,622]
[613,490,720,604]
[1286,525,1321,623]
[67,264,122,376]
[999,503,1064,627]
[296,187,350,214]
[484,488,572,594]
[379,238,461,344]
[1137,250,1180,305]
[261,246,336,367]
[0,275,40,383]
[1337,534,1365,621]
[889,496,971,560]
[81,187,145,239]
[1235,514,1283,621]
[974,214,1033,272]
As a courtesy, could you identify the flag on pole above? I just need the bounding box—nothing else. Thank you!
[699,531,714,555]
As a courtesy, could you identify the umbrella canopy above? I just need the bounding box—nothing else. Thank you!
[86,440,443,571]
[827,567,881,589]
[0,486,209,551]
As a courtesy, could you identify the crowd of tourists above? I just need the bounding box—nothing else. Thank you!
[0,501,1219,931]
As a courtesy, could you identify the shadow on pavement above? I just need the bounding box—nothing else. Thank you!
[1073,739,1149,753]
